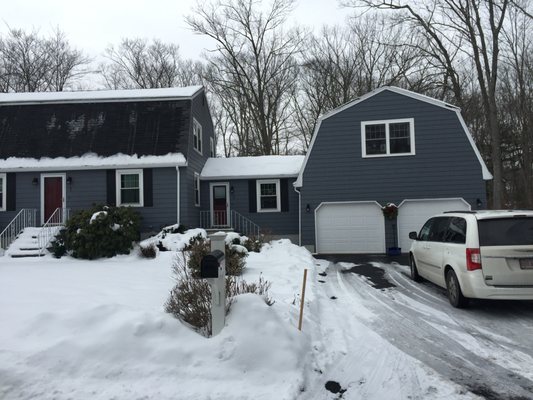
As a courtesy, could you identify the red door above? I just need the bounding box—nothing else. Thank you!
[44,177,63,222]
[212,185,228,226]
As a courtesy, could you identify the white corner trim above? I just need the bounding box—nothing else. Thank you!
[256,179,281,213]
[116,169,144,207]
[194,172,201,207]
[455,110,493,180]
[0,173,6,211]
[176,166,181,225]
[295,118,323,187]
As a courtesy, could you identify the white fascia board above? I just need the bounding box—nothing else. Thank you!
[0,161,188,172]
[455,109,493,180]
[294,118,323,187]
[200,173,299,181]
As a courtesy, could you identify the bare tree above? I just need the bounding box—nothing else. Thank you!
[187,0,303,155]
[100,38,202,89]
[343,0,517,208]
[0,27,89,92]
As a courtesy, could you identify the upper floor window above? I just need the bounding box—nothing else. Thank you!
[116,169,143,207]
[194,173,201,206]
[256,179,280,212]
[361,118,415,157]
[210,137,215,157]
[0,173,5,211]
[193,118,202,154]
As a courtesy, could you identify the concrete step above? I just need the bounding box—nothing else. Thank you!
[9,249,44,258]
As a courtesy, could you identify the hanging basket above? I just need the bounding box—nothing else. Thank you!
[382,203,398,219]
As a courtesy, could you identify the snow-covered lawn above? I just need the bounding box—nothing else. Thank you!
[0,238,315,400]
[2,232,510,399]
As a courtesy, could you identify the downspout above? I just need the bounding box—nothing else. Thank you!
[293,185,301,246]
[176,166,180,225]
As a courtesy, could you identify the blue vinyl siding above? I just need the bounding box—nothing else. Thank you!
[300,90,487,249]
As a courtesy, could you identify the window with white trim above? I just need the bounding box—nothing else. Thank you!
[0,173,5,211]
[193,118,202,154]
[210,137,215,157]
[194,173,200,206]
[116,169,144,207]
[256,179,280,212]
[361,118,415,157]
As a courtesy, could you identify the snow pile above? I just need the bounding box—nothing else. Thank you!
[0,240,314,400]
[141,227,207,252]
[0,152,187,171]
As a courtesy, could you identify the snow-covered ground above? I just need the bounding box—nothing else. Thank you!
[2,232,531,399]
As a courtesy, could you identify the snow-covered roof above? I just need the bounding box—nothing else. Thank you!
[201,155,305,180]
[0,152,187,172]
[295,86,492,187]
[0,86,204,105]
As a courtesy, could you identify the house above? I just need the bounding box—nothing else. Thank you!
[0,85,490,256]
[0,86,214,244]
[294,86,491,254]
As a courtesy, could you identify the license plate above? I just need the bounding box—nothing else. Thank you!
[519,258,533,269]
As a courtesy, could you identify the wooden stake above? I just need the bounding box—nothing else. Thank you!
[298,269,308,331]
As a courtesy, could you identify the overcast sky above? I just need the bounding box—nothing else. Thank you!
[1,0,352,61]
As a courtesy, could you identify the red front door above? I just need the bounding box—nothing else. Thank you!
[212,185,228,226]
[44,177,63,222]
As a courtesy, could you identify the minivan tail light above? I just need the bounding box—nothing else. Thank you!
[466,248,482,271]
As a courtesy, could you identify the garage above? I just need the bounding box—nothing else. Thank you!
[315,201,385,254]
[397,198,471,252]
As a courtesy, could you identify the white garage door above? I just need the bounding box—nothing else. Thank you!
[316,202,385,254]
[397,198,471,253]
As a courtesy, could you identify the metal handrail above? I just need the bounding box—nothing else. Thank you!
[0,209,37,254]
[199,210,260,238]
[37,208,70,255]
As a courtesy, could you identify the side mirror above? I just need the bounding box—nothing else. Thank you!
[409,231,418,240]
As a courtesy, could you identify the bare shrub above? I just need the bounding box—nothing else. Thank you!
[139,242,157,258]
[185,235,247,277]
[165,252,272,336]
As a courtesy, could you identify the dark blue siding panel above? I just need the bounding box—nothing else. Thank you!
[0,167,177,234]
[200,178,299,236]
[300,90,488,249]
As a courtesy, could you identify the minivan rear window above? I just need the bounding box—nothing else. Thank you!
[478,217,533,246]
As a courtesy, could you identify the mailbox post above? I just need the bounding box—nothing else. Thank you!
[200,233,226,336]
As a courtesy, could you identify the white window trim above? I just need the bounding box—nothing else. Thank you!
[116,169,144,207]
[210,137,215,157]
[194,172,200,207]
[193,118,203,155]
[0,173,6,212]
[361,118,415,158]
[256,179,281,213]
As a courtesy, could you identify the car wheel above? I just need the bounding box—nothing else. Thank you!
[445,269,469,308]
[409,255,422,282]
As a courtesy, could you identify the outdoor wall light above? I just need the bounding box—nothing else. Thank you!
[476,198,482,208]
[67,176,73,185]
[230,186,235,194]
[32,177,39,186]
[306,203,311,213]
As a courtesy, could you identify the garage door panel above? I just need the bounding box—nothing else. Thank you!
[316,202,385,254]
[398,199,470,253]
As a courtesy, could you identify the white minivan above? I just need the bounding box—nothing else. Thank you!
[408,210,533,307]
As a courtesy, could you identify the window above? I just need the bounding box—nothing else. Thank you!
[193,118,202,154]
[444,217,467,244]
[0,173,5,211]
[194,173,200,206]
[478,217,533,246]
[361,118,415,157]
[428,217,451,242]
[210,137,215,157]
[116,170,143,207]
[256,179,280,212]
[418,218,434,241]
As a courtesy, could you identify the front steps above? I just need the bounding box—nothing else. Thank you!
[5,227,46,257]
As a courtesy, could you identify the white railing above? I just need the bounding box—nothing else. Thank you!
[199,210,260,238]
[0,209,37,254]
[37,208,70,256]
[231,210,260,238]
